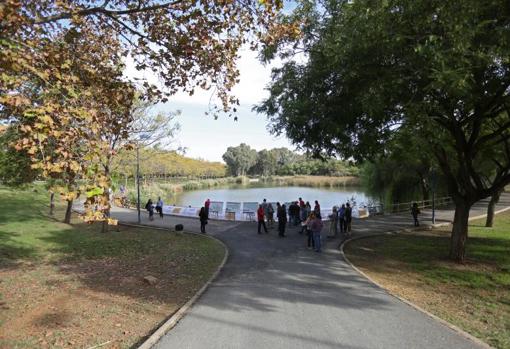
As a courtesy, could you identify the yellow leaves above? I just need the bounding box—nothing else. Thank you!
[26,146,38,155]
[60,191,78,201]
[49,163,63,173]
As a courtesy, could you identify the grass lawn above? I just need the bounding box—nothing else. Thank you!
[345,210,510,349]
[0,185,225,349]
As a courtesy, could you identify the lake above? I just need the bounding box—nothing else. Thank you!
[171,184,376,209]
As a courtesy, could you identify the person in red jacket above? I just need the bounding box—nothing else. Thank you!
[204,198,211,218]
[257,205,268,234]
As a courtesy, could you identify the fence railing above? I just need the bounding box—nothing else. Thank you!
[366,196,453,215]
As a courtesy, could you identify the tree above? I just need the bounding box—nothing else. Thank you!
[485,188,503,227]
[222,143,258,176]
[1,0,288,115]
[258,0,510,262]
[0,125,39,186]
[252,149,277,176]
[1,0,290,225]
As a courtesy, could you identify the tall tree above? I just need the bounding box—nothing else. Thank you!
[1,0,288,115]
[252,149,277,176]
[1,0,291,225]
[258,0,510,262]
[222,143,258,176]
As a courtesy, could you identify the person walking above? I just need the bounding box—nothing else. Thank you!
[277,202,287,237]
[156,196,164,218]
[314,200,321,219]
[345,202,352,236]
[310,213,324,252]
[338,204,346,235]
[267,203,275,228]
[199,206,208,233]
[411,202,420,226]
[145,199,154,221]
[204,198,211,218]
[257,204,268,234]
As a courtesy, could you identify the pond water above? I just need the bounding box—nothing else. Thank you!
[171,184,376,209]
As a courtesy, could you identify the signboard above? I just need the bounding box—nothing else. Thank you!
[226,202,242,213]
[243,202,258,213]
[182,207,199,216]
[209,201,224,213]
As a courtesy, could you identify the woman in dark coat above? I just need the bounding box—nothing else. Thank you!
[199,206,208,233]
[145,199,154,221]
[277,203,287,237]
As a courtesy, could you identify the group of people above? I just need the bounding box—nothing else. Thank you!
[144,194,422,240]
[256,197,354,253]
[145,197,164,221]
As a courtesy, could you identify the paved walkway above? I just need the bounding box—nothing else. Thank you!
[111,193,510,349]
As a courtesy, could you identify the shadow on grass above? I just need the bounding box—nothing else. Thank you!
[0,230,38,268]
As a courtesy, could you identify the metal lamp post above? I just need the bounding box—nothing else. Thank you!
[430,170,437,224]
[136,144,141,224]
[136,135,150,224]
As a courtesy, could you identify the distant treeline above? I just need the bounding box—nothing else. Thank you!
[222,144,359,177]
[112,147,227,179]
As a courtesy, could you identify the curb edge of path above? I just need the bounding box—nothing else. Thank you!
[338,208,510,349]
[115,222,230,349]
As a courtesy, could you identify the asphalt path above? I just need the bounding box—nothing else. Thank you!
[110,193,510,349]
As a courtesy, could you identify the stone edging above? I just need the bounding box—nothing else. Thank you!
[338,208,510,349]
[114,222,230,349]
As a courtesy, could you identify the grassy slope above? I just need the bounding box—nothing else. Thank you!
[345,212,510,349]
[0,185,225,348]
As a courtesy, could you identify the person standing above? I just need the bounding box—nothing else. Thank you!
[411,202,420,226]
[299,198,306,222]
[305,213,315,249]
[338,204,346,235]
[345,202,352,235]
[267,203,275,228]
[328,206,338,237]
[145,199,154,221]
[314,200,321,219]
[156,196,164,218]
[289,202,297,225]
[305,201,312,219]
[257,204,268,234]
[311,213,324,252]
[199,206,208,233]
[277,202,287,237]
[204,198,211,218]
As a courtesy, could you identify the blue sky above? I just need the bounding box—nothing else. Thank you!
[126,46,298,162]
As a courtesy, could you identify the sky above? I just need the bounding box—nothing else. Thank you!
[125,48,296,163]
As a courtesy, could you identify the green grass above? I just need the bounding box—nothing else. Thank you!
[0,184,226,348]
[345,211,510,349]
[0,185,224,265]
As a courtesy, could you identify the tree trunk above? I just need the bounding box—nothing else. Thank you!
[485,190,502,227]
[101,220,109,233]
[418,173,429,201]
[49,192,55,216]
[449,200,471,263]
[64,199,73,224]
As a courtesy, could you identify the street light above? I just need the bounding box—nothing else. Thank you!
[136,134,150,224]
[136,144,141,224]
[430,170,437,224]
